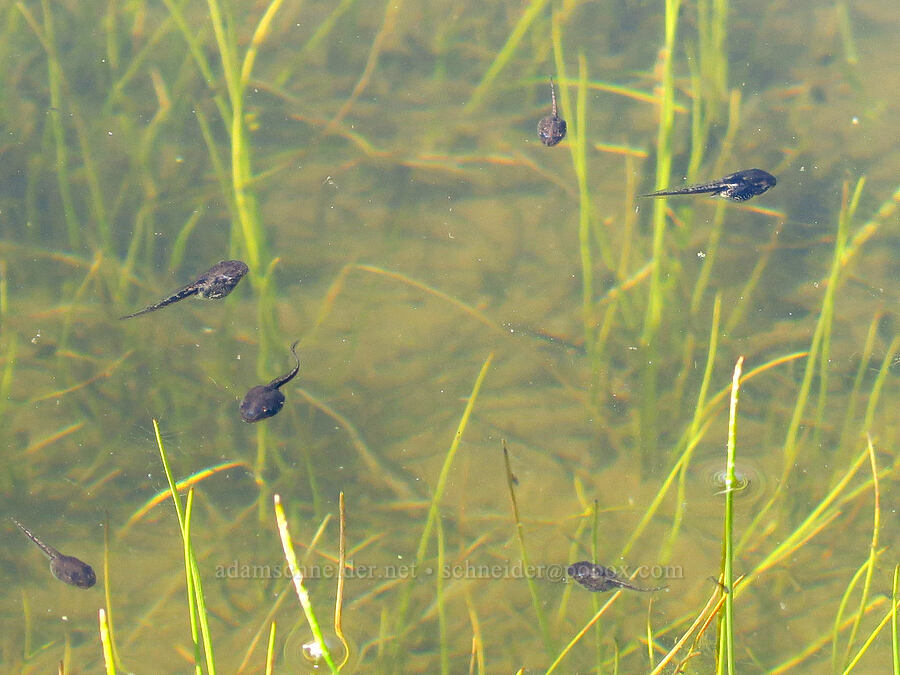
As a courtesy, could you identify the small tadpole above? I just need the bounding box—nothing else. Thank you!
[537,76,567,147]
[12,518,96,589]
[567,560,667,593]
[239,341,301,422]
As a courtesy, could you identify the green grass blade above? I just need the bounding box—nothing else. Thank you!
[273,494,338,674]
[643,0,682,338]
[467,0,551,110]
[861,336,900,432]
[892,565,899,674]
[98,608,116,675]
[503,442,554,656]
[833,562,870,671]
[837,314,880,450]
[153,420,216,675]
[436,515,449,675]
[265,621,276,675]
[391,353,493,662]
[662,293,722,561]
[839,437,881,669]
[415,352,492,562]
[185,489,217,675]
[718,357,743,675]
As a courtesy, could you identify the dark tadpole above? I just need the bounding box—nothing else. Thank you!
[12,518,96,589]
[120,260,249,319]
[567,560,667,593]
[537,76,567,147]
[239,341,300,423]
[641,168,776,202]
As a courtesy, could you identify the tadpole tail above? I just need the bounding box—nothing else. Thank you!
[119,285,199,319]
[268,340,301,389]
[640,184,720,198]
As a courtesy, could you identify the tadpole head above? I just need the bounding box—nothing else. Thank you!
[538,116,567,147]
[51,556,97,589]
[239,386,286,422]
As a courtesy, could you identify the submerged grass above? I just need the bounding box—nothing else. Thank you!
[503,441,554,657]
[274,493,338,673]
[390,352,493,665]
[3,0,900,672]
[154,420,217,675]
[716,356,743,675]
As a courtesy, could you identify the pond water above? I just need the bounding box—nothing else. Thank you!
[1,0,899,672]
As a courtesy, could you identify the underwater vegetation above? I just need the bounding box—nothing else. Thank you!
[1,0,900,673]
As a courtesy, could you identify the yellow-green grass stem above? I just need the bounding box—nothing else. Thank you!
[684,43,708,183]
[893,565,899,673]
[467,0,552,110]
[436,514,449,675]
[651,580,732,675]
[414,352,493,564]
[0,333,17,421]
[205,0,278,272]
[591,500,603,667]
[837,437,881,670]
[575,55,603,378]
[620,351,806,560]
[325,0,403,135]
[334,492,350,670]
[724,220,782,333]
[835,2,859,65]
[734,441,870,596]
[717,356,743,675]
[154,420,216,675]
[843,596,900,673]
[17,1,81,249]
[861,336,900,433]
[274,494,338,673]
[837,314,880,452]
[661,293,721,562]
[185,489,217,675]
[545,590,625,674]
[739,178,866,550]
[769,597,886,674]
[102,512,124,671]
[643,0,682,339]
[391,353,493,657]
[99,608,116,675]
[69,99,111,252]
[273,0,357,87]
[550,18,607,387]
[690,90,742,315]
[833,561,878,672]
[503,442,554,656]
[264,621,276,675]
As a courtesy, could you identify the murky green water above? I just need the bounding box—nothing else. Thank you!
[2,0,899,672]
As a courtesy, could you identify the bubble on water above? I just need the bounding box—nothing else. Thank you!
[283,623,356,673]
[693,455,767,505]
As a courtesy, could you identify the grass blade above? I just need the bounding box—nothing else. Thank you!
[717,356,743,674]
[391,353,493,663]
[153,420,216,674]
[273,494,338,674]
[98,608,116,675]
[503,441,554,656]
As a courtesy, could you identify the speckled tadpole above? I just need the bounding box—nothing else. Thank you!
[537,76,567,147]
[120,259,249,319]
[567,561,667,593]
[641,168,776,202]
